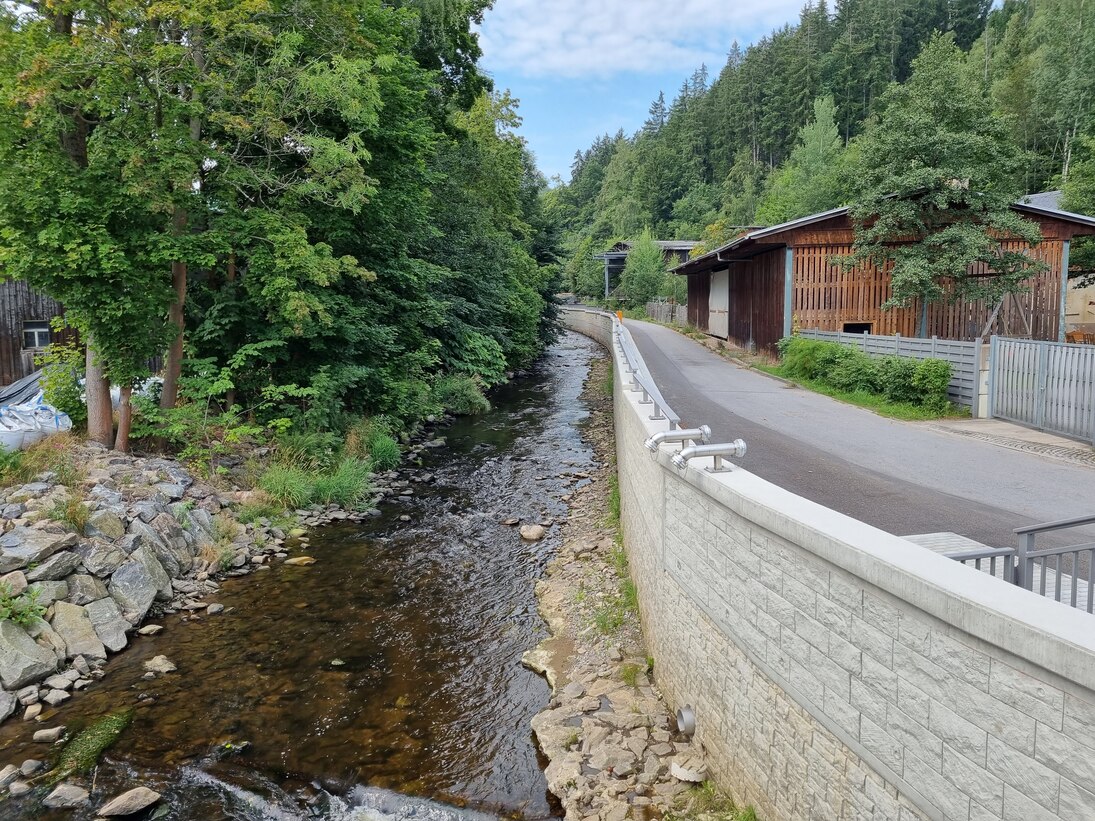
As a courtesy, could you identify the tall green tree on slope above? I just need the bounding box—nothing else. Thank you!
[620,229,669,307]
[847,33,1043,334]
[755,95,848,225]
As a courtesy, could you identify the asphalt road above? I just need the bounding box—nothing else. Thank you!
[624,320,1094,552]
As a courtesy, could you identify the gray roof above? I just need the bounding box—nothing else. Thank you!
[675,194,1095,275]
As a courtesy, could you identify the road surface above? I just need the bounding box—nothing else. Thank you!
[624,319,1093,552]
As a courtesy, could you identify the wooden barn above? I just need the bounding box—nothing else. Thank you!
[0,280,69,386]
[674,199,1095,353]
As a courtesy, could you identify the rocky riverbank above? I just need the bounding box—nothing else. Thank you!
[525,355,713,821]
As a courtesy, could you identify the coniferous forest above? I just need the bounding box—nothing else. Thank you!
[554,0,1095,301]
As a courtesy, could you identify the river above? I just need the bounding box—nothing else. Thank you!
[0,331,602,821]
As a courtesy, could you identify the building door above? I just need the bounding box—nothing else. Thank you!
[708,269,729,338]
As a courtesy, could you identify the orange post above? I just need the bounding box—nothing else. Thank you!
[616,310,623,322]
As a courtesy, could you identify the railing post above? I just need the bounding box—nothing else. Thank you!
[1035,341,1049,430]
[1015,532,1035,590]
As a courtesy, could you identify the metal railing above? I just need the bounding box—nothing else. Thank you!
[943,514,1095,614]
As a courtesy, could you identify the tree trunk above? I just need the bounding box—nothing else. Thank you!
[160,232,187,410]
[114,385,133,453]
[85,338,114,448]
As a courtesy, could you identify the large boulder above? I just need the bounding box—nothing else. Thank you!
[84,511,126,541]
[25,551,81,582]
[50,601,106,661]
[0,620,58,689]
[84,597,129,653]
[0,570,27,595]
[0,529,77,573]
[0,688,15,722]
[74,540,127,577]
[24,617,67,663]
[108,546,170,623]
[98,786,161,817]
[67,574,108,606]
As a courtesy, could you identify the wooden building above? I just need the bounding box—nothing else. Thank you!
[674,200,1095,353]
[594,240,698,300]
[0,280,69,386]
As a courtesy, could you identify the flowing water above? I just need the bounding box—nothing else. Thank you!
[0,332,602,821]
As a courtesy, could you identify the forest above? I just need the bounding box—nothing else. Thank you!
[555,0,1095,304]
[0,0,561,460]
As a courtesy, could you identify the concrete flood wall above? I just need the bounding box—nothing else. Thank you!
[559,307,1095,821]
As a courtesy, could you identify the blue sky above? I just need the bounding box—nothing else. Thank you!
[477,0,808,182]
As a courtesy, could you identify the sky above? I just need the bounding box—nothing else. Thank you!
[477,0,807,182]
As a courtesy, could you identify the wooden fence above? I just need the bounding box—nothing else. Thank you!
[990,337,1095,444]
[645,302,687,326]
[798,329,982,412]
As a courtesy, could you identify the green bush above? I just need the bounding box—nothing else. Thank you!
[312,457,372,508]
[345,417,401,471]
[0,584,45,628]
[275,430,340,471]
[366,432,401,471]
[434,374,491,416]
[258,464,313,509]
[37,338,87,428]
[777,337,951,412]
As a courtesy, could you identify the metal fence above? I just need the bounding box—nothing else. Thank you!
[989,337,1095,444]
[645,302,687,326]
[798,329,982,411]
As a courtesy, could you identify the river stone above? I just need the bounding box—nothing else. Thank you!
[42,688,69,706]
[85,597,129,653]
[0,570,27,595]
[44,783,89,808]
[137,625,163,636]
[109,547,170,623]
[284,557,315,566]
[25,616,67,662]
[8,483,50,504]
[0,688,15,722]
[74,540,127,578]
[20,759,42,776]
[51,601,107,660]
[27,580,68,607]
[2,502,25,520]
[67,574,108,606]
[144,655,176,675]
[519,524,547,542]
[0,765,18,788]
[84,510,126,541]
[131,501,165,524]
[44,674,73,690]
[0,620,57,688]
[97,786,162,817]
[0,529,78,573]
[33,725,64,743]
[26,551,81,582]
[154,482,186,501]
[8,781,29,797]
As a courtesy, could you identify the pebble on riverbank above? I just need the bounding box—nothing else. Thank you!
[524,352,710,821]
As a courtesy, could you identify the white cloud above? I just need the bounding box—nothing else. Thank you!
[478,0,805,79]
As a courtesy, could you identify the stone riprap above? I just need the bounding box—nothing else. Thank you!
[562,307,1095,821]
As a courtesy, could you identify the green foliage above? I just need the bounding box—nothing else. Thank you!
[755,96,848,225]
[312,457,373,508]
[0,433,85,488]
[0,584,45,628]
[345,417,402,471]
[433,374,491,416]
[776,337,953,414]
[36,336,87,428]
[258,465,315,510]
[619,228,669,307]
[1062,136,1095,285]
[846,34,1045,318]
[48,496,90,534]
[49,710,133,784]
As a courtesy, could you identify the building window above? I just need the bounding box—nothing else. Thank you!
[22,321,51,350]
[843,322,873,335]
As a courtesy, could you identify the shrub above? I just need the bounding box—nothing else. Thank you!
[37,338,87,428]
[48,495,90,533]
[345,417,401,471]
[434,374,490,416]
[312,457,372,509]
[258,464,313,509]
[776,337,951,412]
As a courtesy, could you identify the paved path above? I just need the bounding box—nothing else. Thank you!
[624,320,1094,551]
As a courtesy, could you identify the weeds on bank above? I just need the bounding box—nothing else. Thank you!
[47,495,90,533]
[665,782,757,821]
[599,360,614,398]
[0,583,45,628]
[0,433,86,489]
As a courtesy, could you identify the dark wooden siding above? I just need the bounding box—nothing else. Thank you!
[727,250,785,353]
[792,239,1065,341]
[0,281,69,386]
[687,273,710,331]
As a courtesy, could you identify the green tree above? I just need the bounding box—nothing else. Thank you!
[619,229,669,307]
[755,96,848,225]
[1062,136,1095,285]
[847,34,1044,333]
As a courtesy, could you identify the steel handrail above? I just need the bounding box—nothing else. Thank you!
[1014,514,1095,535]
[611,316,681,429]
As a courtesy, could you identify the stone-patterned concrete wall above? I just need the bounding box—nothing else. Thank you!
[560,308,1095,821]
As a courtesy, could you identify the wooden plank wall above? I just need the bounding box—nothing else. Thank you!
[791,240,1065,341]
[0,281,69,387]
[687,273,710,331]
[727,250,785,352]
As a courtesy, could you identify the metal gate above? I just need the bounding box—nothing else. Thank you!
[990,336,1095,443]
[708,270,729,339]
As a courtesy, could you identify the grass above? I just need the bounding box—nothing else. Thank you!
[620,663,642,687]
[599,359,614,398]
[201,513,240,571]
[0,432,86,489]
[311,456,371,507]
[665,782,757,821]
[45,709,133,785]
[258,464,314,508]
[47,495,90,533]
[344,417,402,471]
[755,364,966,421]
